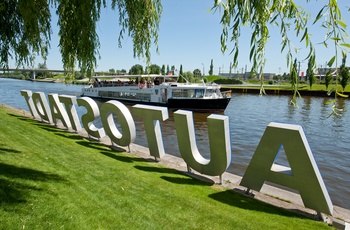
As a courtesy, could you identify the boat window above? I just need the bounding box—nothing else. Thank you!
[205,89,215,97]
[172,89,182,97]
[194,89,204,98]
[172,89,195,98]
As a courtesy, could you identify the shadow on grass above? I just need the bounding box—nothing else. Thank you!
[7,113,34,122]
[0,178,41,205]
[0,163,66,206]
[100,151,151,163]
[135,165,184,174]
[76,140,122,152]
[134,165,215,186]
[8,113,74,135]
[33,123,70,134]
[0,163,65,182]
[55,132,85,140]
[0,145,21,154]
[208,190,309,219]
[160,175,214,186]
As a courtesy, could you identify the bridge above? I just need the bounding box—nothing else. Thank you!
[1,68,69,80]
[1,68,109,80]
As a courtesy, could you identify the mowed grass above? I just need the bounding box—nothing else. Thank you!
[0,105,331,229]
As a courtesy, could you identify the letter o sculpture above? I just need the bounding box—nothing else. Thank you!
[100,100,136,147]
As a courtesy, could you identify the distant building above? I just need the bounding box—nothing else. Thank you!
[315,67,339,81]
[219,72,275,80]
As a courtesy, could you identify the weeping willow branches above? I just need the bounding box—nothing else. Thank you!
[0,0,51,68]
[55,0,104,75]
[113,0,162,63]
[0,0,348,81]
[212,0,312,76]
[0,0,162,76]
[212,0,349,108]
[55,0,162,76]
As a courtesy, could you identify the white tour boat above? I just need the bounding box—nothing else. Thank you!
[81,74,231,112]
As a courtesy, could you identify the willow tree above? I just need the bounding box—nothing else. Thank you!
[0,0,349,80]
[0,0,162,77]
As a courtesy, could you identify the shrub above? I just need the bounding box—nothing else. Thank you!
[214,78,243,84]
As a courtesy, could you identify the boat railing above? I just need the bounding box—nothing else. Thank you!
[93,80,157,89]
[93,80,137,87]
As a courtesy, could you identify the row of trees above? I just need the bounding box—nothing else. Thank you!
[303,55,350,91]
[128,64,177,75]
[131,59,215,76]
[126,64,207,83]
[127,63,215,78]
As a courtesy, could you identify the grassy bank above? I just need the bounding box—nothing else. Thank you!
[0,105,331,229]
[222,82,350,93]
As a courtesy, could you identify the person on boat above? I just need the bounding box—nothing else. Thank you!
[94,77,99,87]
[154,78,160,85]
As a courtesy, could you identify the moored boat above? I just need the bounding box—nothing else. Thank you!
[81,74,231,112]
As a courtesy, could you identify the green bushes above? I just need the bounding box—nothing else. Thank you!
[213,78,243,84]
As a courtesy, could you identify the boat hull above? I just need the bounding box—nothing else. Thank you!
[81,95,231,113]
[167,98,231,112]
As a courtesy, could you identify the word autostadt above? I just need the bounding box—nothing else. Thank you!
[20,90,333,216]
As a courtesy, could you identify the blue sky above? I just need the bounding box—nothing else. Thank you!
[30,1,350,75]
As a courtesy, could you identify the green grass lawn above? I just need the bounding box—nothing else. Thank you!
[0,105,332,229]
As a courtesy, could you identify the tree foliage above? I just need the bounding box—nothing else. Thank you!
[0,0,51,69]
[306,55,316,89]
[38,62,47,70]
[209,59,214,75]
[339,54,350,91]
[211,0,349,76]
[0,0,162,76]
[325,69,333,90]
[0,0,349,80]
[290,59,299,106]
[193,69,201,78]
[147,64,161,74]
[129,64,143,74]
[113,0,162,65]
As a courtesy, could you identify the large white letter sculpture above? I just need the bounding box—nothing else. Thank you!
[58,95,82,132]
[240,122,333,215]
[77,97,105,139]
[20,90,39,119]
[132,105,168,158]
[174,110,231,176]
[19,91,335,215]
[48,93,72,129]
[32,92,53,123]
[100,100,136,147]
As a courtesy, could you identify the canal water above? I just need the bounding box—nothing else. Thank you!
[0,78,349,210]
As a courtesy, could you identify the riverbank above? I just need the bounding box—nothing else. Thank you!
[223,85,350,97]
[0,103,349,229]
